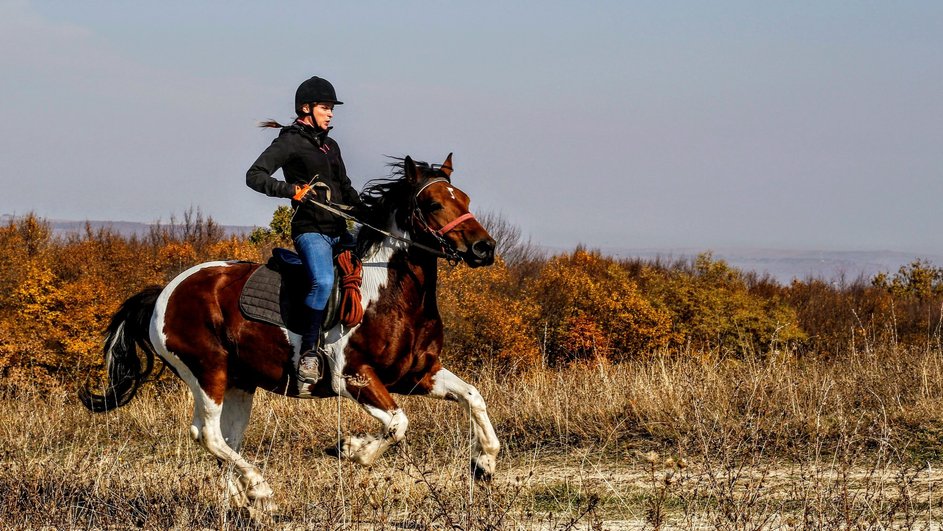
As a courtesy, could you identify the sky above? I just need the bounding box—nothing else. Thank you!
[1,1,941,253]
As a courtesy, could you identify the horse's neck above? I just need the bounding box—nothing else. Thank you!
[361,221,439,312]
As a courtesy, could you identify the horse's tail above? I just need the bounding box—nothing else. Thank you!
[79,285,164,413]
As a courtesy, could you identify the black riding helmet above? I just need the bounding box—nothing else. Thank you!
[295,76,343,114]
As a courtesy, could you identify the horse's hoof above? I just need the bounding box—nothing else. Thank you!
[246,480,274,501]
[324,443,341,458]
[471,460,494,482]
[246,502,277,523]
[471,453,496,481]
[253,497,279,514]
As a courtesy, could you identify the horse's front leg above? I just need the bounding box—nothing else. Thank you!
[424,367,500,480]
[336,365,408,466]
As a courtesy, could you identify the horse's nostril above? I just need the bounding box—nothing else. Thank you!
[472,239,496,259]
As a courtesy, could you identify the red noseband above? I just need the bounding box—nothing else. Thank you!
[435,212,476,236]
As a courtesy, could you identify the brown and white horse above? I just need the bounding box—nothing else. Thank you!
[80,155,500,510]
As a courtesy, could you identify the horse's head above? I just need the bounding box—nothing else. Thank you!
[404,154,496,268]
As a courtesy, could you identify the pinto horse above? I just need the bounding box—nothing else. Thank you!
[80,155,500,510]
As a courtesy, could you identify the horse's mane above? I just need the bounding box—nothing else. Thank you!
[356,157,438,256]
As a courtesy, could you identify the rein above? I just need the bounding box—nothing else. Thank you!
[300,184,470,263]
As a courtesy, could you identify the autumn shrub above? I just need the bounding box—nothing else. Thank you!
[5,232,147,377]
[438,259,541,370]
[477,210,544,270]
[0,211,263,381]
[631,253,806,354]
[785,277,885,356]
[783,261,943,357]
[872,259,943,345]
[248,204,294,250]
[0,214,51,312]
[0,215,63,382]
[526,248,674,364]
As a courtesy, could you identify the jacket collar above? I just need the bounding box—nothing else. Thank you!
[284,119,331,147]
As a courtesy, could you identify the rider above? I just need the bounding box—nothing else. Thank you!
[246,75,366,388]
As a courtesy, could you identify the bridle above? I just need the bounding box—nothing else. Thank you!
[408,177,477,261]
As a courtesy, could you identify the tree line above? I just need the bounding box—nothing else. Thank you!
[1,210,941,385]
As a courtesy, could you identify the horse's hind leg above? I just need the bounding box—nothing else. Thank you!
[220,387,255,452]
[422,367,500,480]
[217,387,257,507]
[188,382,274,507]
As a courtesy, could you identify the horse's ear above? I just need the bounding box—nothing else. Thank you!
[440,153,454,179]
[404,156,419,185]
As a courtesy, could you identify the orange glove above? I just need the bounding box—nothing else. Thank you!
[292,184,312,201]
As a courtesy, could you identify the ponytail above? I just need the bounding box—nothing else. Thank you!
[258,119,287,129]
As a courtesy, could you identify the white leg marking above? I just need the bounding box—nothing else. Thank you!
[195,387,273,501]
[341,407,408,466]
[216,389,253,508]
[430,369,501,476]
[220,387,254,452]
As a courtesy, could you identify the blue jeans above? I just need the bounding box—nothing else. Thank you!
[293,232,339,311]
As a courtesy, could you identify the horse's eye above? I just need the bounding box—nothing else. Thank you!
[426,201,444,212]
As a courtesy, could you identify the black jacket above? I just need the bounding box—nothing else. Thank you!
[246,122,365,238]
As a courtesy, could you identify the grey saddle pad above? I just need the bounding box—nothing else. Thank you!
[238,259,341,333]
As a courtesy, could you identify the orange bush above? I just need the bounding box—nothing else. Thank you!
[208,236,264,263]
[526,248,675,364]
[438,259,541,369]
[0,214,51,311]
[0,212,256,379]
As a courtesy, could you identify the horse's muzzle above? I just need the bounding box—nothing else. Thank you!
[467,238,496,267]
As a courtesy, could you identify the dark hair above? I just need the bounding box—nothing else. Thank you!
[258,119,288,129]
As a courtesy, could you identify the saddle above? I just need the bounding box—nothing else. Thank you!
[239,248,364,333]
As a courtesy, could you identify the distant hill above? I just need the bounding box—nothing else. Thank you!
[597,247,943,285]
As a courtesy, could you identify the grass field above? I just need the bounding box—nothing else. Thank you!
[4,343,943,529]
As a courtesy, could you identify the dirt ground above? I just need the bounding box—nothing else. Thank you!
[493,447,943,529]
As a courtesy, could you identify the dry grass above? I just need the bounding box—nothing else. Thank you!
[4,343,943,529]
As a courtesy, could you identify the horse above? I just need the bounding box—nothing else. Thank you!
[79,154,500,511]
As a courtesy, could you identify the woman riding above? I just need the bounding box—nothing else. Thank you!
[246,75,366,389]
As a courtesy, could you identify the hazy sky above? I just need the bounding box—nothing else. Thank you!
[2,1,941,252]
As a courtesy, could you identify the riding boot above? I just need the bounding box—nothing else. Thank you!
[297,308,325,389]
